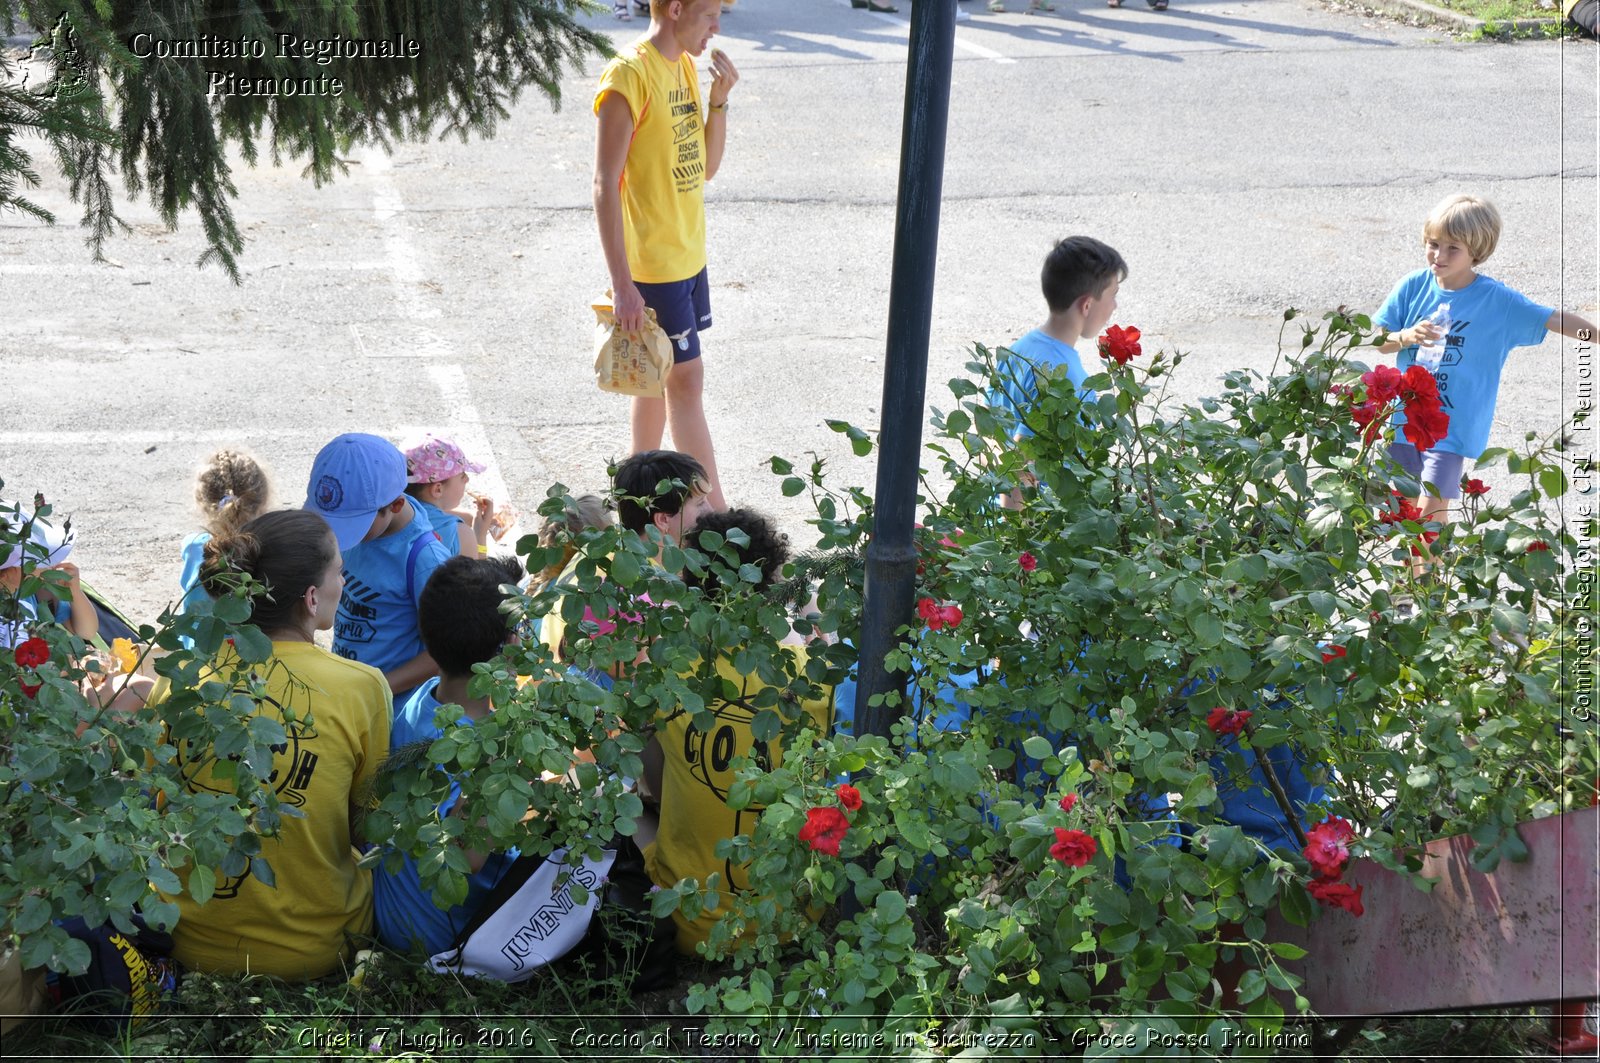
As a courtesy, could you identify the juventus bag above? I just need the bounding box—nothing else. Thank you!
[426,835,676,989]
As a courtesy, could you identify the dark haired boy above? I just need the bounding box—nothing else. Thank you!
[989,235,1129,440]
[611,449,715,548]
[372,554,525,958]
[538,450,713,666]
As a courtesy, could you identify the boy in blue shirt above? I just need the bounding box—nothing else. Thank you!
[1374,193,1595,524]
[988,236,1129,509]
[373,554,524,958]
[304,433,452,707]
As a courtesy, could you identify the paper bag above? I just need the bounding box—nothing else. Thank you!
[593,298,673,398]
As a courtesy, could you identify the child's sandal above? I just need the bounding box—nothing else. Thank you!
[1030,0,1057,10]
[613,0,632,18]
[987,0,1006,10]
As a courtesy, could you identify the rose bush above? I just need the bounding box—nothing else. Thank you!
[1,500,297,975]
[368,310,1585,1053]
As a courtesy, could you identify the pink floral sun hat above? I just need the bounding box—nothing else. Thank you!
[402,433,487,485]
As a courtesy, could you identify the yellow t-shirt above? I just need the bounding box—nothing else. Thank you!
[644,650,835,953]
[595,41,707,284]
[165,641,392,979]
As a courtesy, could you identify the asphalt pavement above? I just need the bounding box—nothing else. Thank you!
[2,0,1595,622]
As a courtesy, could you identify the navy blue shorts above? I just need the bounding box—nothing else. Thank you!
[636,267,712,364]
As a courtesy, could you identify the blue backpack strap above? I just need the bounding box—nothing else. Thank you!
[405,531,435,603]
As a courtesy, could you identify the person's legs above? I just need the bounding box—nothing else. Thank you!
[1414,449,1464,525]
[631,396,667,454]
[662,357,725,511]
[632,270,724,509]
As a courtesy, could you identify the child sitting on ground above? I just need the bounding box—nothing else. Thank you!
[373,554,525,957]
[641,506,836,954]
[401,433,500,558]
[1373,193,1596,524]
[177,449,272,633]
[531,493,613,594]
[305,433,453,707]
[1,500,96,648]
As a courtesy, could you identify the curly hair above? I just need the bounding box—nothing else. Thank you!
[682,508,790,599]
[194,449,272,539]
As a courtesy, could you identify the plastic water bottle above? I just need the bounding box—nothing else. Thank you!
[1414,302,1451,373]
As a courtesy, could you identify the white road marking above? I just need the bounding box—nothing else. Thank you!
[360,150,525,549]
[833,0,1018,64]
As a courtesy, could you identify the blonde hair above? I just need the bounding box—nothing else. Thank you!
[1423,194,1502,264]
[533,494,613,589]
[194,449,272,539]
[653,0,732,15]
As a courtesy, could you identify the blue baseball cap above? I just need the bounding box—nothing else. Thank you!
[303,434,408,551]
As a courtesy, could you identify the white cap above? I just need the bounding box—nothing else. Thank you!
[0,502,75,571]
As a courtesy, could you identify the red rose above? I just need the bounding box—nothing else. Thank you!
[1308,877,1365,916]
[1348,400,1384,444]
[1327,384,1353,398]
[1408,529,1440,558]
[1361,365,1403,404]
[1049,827,1098,868]
[798,807,850,857]
[19,679,41,698]
[1401,402,1450,451]
[938,528,964,550]
[1527,541,1550,553]
[1097,324,1143,366]
[1399,364,1439,406]
[1321,645,1347,665]
[1461,478,1489,497]
[1019,551,1038,573]
[835,784,862,812]
[1205,706,1252,736]
[1379,493,1424,526]
[1303,816,1355,879]
[918,600,962,631]
[13,637,50,669]
[1059,793,1078,814]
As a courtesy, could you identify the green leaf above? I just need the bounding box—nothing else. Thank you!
[231,625,273,663]
[1268,941,1308,960]
[1538,466,1567,498]
[1021,735,1055,761]
[1490,603,1527,636]
[1306,591,1337,620]
[610,550,641,587]
[188,864,217,905]
[781,476,806,497]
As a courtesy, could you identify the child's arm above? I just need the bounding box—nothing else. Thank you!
[383,651,440,697]
[50,563,99,642]
[1374,319,1444,355]
[1547,310,1597,341]
[453,521,481,559]
[471,495,496,546]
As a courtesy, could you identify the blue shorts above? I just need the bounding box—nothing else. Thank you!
[636,267,712,364]
[1388,442,1465,500]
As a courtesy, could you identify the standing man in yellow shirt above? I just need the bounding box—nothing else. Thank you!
[594,0,738,512]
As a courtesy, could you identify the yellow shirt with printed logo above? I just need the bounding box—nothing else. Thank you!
[595,41,707,284]
[163,641,391,979]
[644,650,835,953]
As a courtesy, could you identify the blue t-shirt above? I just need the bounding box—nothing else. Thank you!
[175,531,210,648]
[413,499,463,550]
[987,329,1094,440]
[1376,269,1552,458]
[373,679,517,956]
[332,497,452,695]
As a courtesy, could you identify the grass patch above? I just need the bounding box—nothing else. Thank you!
[5,947,723,1062]
[1414,0,1579,33]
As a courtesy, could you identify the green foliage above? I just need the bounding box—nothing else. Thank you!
[668,313,1583,1050]
[0,1,609,279]
[0,496,294,975]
